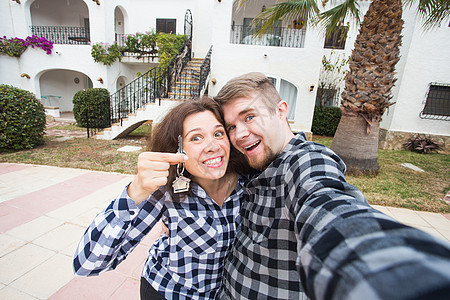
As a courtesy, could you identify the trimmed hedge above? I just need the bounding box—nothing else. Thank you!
[73,88,110,128]
[311,106,342,136]
[0,85,46,150]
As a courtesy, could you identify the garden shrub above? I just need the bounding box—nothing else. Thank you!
[311,106,342,136]
[0,85,46,150]
[73,88,110,128]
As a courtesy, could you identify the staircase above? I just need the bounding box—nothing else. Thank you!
[95,46,212,140]
[168,58,204,100]
[95,99,182,140]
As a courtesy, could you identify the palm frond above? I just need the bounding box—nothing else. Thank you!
[319,0,361,37]
[250,0,320,37]
[405,0,450,29]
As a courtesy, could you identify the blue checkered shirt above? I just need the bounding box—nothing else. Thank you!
[74,176,244,299]
[218,133,450,299]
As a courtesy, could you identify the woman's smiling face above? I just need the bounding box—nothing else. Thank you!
[182,111,230,182]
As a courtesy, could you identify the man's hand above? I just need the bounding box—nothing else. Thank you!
[127,152,188,205]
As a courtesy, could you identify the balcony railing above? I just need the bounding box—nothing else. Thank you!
[230,25,306,48]
[115,33,158,61]
[31,26,90,45]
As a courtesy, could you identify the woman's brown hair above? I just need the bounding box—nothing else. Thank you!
[148,96,251,197]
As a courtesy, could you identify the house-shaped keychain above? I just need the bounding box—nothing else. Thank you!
[172,175,191,193]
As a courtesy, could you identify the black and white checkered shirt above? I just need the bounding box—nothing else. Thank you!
[219,133,450,299]
[74,177,244,299]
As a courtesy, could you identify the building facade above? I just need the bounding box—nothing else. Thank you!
[1,0,448,148]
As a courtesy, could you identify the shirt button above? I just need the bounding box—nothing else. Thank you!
[130,211,135,215]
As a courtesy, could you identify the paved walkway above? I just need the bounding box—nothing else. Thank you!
[0,162,449,299]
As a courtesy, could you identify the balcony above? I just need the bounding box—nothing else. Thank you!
[230,25,306,48]
[31,26,90,45]
[114,33,159,64]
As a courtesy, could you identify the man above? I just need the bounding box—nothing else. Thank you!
[215,72,450,299]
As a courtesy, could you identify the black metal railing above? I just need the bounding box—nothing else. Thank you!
[197,46,212,96]
[109,38,192,125]
[168,45,212,100]
[230,25,306,48]
[110,68,159,125]
[31,26,90,45]
[115,33,158,61]
[85,111,103,138]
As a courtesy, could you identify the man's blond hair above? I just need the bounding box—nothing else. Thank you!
[214,72,281,114]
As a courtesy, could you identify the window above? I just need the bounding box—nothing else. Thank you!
[268,76,298,120]
[420,83,450,120]
[156,19,176,34]
[315,87,340,107]
[324,26,348,50]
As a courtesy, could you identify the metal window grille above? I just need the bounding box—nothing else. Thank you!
[420,83,450,120]
[156,19,176,34]
[230,25,306,48]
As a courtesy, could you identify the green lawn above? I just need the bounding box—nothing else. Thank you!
[312,136,450,213]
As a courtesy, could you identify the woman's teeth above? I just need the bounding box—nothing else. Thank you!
[204,157,222,165]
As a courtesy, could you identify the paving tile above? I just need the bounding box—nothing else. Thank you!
[419,211,450,230]
[69,209,101,228]
[0,203,42,233]
[33,223,86,252]
[436,227,450,242]
[412,225,448,242]
[0,243,55,285]
[109,277,140,300]
[46,176,132,222]
[0,286,37,299]
[370,205,395,219]
[60,240,80,258]
[384,207,430,227]
[0,163,31,175]
[115,244,148,278]
[3,172,128,231]
[0,164,88,203]
[10,254,75,299]
[0,234,27,258]
[49,271,127,299]
[6,215,64,242]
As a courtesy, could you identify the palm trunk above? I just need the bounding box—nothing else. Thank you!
[331,114,380,174]
[331,0,403,174]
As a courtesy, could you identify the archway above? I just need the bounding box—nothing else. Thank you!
[39,69,92,112]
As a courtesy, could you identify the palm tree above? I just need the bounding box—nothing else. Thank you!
[237,0,449,174]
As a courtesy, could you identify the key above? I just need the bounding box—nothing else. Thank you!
[177,135,185,154]
[173,135,190,193]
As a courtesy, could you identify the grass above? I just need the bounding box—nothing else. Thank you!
[312,136,450,214]
[1,130,449,213]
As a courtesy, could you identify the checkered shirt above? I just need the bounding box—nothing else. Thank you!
[74,176,244,300]
[218,133,450,299]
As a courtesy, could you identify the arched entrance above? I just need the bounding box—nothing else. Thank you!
[39,69,92,112]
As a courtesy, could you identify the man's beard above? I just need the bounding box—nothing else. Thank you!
[245,145,277,170]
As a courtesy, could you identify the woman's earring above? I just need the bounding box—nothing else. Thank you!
[172,135,190,193]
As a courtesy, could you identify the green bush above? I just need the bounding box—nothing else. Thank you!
[311,106,342,136]
[73,88,110,128]
[0,85,46,150]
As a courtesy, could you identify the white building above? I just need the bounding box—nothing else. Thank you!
[1,0,448,149]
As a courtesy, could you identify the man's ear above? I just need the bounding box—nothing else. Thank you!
[277,100,289,120]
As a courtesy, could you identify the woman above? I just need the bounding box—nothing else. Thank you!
[73,97,250,299]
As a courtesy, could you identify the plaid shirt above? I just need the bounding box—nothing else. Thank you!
[219,133,450,299]
[74,176,244,300]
